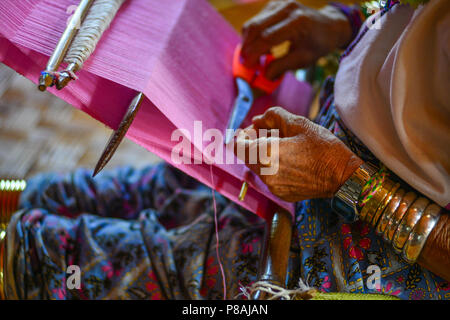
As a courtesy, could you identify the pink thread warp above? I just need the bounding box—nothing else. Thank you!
[210,164,227,300]
[0,0,312,220]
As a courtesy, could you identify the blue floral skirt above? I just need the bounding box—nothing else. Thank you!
[3,79,449,300]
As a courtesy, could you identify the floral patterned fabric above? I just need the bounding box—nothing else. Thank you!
[4,91,449,299]
[5,165,265,299]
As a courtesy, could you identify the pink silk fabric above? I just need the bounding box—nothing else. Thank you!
[0,0,312,220]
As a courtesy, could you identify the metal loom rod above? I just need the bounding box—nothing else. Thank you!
[38,0,95,91]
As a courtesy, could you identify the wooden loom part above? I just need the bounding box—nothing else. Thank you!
[253,208,293,300]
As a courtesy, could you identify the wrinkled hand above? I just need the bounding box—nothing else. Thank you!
[234,107,363,202]
[241,0,352,80]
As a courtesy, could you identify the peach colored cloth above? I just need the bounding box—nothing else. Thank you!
[335,1,450,207]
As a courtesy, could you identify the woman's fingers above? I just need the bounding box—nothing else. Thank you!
[252,107,293,135]
[241,2,350,75]
[242,0,299,66]
[242,1,297,43]
[234,132,262,174]
[234,128,279,177]
[261,10,302,43]
[252,110,283,131]
[242,20,294,67]
[252,106,313,138]
[265,48,314,80]
[242,1,290,41]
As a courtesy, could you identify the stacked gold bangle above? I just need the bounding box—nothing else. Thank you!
[383,192,417,244]
[402,204,441,264]
[360,179,399,228]
[355,167,442,265]
[375,188,405,236]
[392,197,429,254]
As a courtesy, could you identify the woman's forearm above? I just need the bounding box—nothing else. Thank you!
[418,213,450,281]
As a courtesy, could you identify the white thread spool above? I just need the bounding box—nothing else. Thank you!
[57,0,126,89]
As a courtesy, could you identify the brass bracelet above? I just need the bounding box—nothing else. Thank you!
[370,182,400,229]
[359,179,394,224]
[392,197,429,254]
[376,188,405,236]
[332,162,378,223]
[402,203,441,264]
[383,191,417,244]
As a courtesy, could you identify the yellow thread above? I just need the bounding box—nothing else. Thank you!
[238,182,248,201]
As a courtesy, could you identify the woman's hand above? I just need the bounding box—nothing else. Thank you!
[234,107,363,202]
[241,0,352,80]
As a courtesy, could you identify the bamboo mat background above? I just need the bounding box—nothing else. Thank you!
[0,63,161,180]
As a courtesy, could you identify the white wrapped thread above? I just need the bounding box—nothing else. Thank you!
[64,0,126,69]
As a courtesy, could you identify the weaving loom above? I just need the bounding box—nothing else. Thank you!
[0,0,313,220]
[0,0,318,300]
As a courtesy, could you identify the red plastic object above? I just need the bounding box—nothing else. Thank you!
[232,44,283,94]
